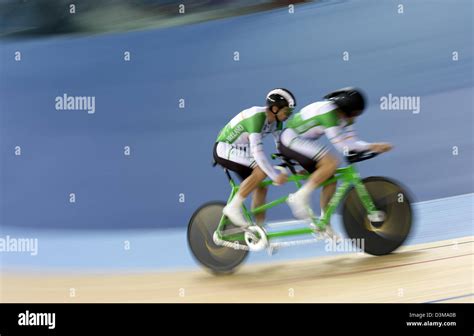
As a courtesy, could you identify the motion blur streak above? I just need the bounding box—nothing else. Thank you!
[0,0,472,302]
[0,0,472,230]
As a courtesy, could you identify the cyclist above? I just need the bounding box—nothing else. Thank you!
[213,89,296,227]
[279,88,392,228]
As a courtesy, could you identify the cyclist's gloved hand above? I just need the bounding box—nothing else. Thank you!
[369,143,393,153]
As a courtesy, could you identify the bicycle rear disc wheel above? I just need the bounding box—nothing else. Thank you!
[342,177,413,255]
[187,201,248,274]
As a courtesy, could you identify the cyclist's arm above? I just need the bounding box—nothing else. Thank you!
[249,132,280,181]
[325,124,371,153]
[344,124,371,150]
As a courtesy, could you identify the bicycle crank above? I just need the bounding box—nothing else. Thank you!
[244,226,269,252]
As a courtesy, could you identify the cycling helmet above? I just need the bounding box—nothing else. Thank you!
[324,87,365,117]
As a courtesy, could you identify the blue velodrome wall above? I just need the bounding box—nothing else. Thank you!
[1,0,473,229]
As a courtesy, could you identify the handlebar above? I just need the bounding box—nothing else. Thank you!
[271,150,379,169]
[271,153,285,160]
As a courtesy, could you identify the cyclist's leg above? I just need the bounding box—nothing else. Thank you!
[304,155,339,192]
[252,183,268,226]
[279,129,339,219]
[320,181,337,217]
[214,142,266,226]
[238,167,268,224]
[237,165,266,197]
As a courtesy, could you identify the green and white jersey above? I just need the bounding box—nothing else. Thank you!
[217,106,282,145]
[284,101,370,153]
[216,106,282,181]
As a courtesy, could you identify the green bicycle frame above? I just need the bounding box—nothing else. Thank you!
[216,164,378,242]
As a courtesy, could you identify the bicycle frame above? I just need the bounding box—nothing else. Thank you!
[216,164,378,242]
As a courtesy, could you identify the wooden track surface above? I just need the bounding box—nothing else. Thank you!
[1,237,472,303]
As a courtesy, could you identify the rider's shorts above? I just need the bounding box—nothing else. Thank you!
[213,142,256,180]
[278,128,329,173]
